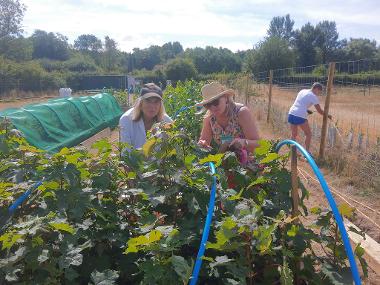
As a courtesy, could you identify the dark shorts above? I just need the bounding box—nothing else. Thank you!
[288,114,306,125]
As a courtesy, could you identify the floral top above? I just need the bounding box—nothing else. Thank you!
[210,104,244,145]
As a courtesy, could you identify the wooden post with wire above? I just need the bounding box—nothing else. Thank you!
[319,62,335,160]
[266,70,273,123]
[245,74,249,105]
[290,145,301,285]
[291,145,299,219]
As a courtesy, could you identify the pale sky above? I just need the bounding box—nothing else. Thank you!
[22,0,380,52]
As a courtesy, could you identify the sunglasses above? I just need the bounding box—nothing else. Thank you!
[204,97,221,109]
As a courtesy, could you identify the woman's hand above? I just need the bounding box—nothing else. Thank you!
[229,138,244,150]
[198,139,212,149]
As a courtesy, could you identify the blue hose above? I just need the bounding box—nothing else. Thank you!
[275,139,361,285]
[174,106,190,118]
[189,162,217,285]
[8,181,43,214]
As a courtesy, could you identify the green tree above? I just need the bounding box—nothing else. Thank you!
[244,36,295,74]
[294,23,318,66]
[65,53,99,73]
[267,14,295,42]
[160,41,184,61]
[345,38,377,60]
[103,35,119,71]
[185,46,241,74]
[74,34,102,52]
[164,58,197,82]
[0,36,32,61]
[315,21,341,63]
[31,30,70,60]
[0,0,26,38]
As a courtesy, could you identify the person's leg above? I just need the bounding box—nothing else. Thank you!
[300,121,312,152]
[290,124,298,141]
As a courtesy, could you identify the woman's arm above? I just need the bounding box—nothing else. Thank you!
[314,104,332,119]
[119,116,133,145]
[198,116,213,148]
[233,106,260,152]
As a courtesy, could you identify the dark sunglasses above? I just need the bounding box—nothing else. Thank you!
[204,97,221,109]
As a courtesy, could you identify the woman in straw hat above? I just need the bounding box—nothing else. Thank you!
[197,82,260,155]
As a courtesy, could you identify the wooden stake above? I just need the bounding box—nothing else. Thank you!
[291,145,299,218]
[245,74,249,105]
[267,70,273,123]
[319,62,335,160]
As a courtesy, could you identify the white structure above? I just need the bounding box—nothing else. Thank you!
[59,88,72,98]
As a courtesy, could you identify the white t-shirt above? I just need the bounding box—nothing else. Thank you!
[288,89,319,119]
[119,108,173,149]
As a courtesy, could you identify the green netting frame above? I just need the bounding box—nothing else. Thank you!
[0,93,122,152]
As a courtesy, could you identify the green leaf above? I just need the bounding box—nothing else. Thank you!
[321,263,353,285]
[247,176,268,188]
[355,244,368,277]
[210,255,234,268]
[310,206,322,215]
[184,154,196,168]
[32,236,44,248]
[142,137,157,157]
[49,222,75,234]
[37,249,49,263]
[259,153,280,164]
[124,229,163,254]
[171,255,191,282]
[338,203,355,218]
[90,269,119,285]
[199,153,224,167]
[254,140,271,156]
[41,181,60,191]
[0,232,24,250]
[286,225,299,237]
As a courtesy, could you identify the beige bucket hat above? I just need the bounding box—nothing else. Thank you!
[196,82,235,106]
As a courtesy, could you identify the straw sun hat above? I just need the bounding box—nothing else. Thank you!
[196,82,235,106]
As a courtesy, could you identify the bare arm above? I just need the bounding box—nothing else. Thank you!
[231,107,260,152]
[198,116,213,147]
[314,104,332,119]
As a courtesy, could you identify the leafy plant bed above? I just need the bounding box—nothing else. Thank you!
[0,117,368,284]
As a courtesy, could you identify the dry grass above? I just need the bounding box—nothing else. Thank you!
[265,85,380,144]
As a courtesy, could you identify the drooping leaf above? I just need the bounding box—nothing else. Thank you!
[338,203,355,218]
[90,269,119,285]
[171,255,192,282]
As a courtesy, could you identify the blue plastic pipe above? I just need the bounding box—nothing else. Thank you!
[8,181,43,214]
[276,139,361,285]
[189,162,217,285]
[174,106,190,118]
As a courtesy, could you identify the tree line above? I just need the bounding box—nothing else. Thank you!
[1,0,380,94]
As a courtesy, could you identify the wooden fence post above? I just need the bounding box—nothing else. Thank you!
[291,145,299,218]
[245,74,249,105]
[266,70,273,123]
[319,62,336,160]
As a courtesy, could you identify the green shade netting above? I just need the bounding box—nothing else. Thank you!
[0,93,123,152]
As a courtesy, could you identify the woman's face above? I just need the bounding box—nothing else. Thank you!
[141,97,161,120]
[204,96,227,116]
